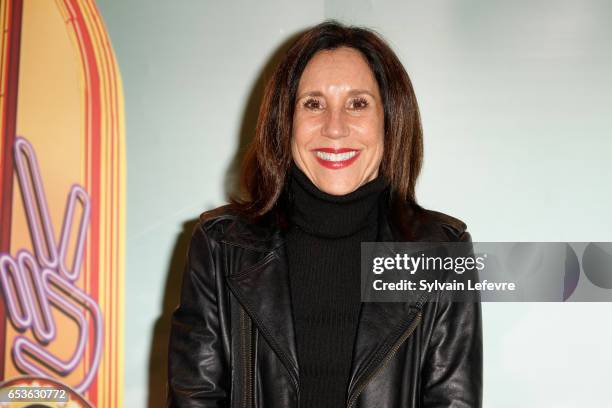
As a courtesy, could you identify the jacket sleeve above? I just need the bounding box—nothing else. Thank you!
[167,221,230,407]
[421,230,483,408]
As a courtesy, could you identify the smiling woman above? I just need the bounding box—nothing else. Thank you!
[291,47,385,194]
[167,20,482,408]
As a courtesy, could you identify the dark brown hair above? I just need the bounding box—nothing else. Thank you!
[223,20,423,221]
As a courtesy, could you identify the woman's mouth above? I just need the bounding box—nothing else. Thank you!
[313,148,361,169]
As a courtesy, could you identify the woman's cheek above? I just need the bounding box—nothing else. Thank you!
[300,119,324,140]
[351,122,379,144]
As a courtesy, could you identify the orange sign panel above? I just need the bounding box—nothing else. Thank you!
[0,1,125,407]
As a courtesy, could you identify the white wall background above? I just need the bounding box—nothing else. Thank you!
[97,1,612,406]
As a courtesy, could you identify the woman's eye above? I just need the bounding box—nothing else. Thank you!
[349,97,369,110]
[303,98,323,110]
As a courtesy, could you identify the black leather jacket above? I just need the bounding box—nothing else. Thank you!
[167,193,483,407]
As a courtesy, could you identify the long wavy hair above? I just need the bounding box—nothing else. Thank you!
[214,20,423,223]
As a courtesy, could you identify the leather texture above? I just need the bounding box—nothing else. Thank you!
[166,192,483,407]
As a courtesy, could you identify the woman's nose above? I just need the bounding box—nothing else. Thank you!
[321,107,349,139]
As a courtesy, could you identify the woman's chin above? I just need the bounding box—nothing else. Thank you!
[313,178,360,196]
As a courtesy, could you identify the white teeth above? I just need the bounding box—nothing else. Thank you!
[315,150,358,162]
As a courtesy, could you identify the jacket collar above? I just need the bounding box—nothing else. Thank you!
[224,192,431,397]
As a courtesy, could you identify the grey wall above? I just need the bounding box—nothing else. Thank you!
[96,1,612,406]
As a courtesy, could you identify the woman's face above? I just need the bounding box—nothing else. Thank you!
[291,46,385,195]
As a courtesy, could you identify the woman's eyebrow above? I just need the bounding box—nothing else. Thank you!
[296,90,324,99]
[348,89,376,98]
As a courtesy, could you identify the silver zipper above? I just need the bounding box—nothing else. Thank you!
[346,311,423,408]
[240,307,254,408]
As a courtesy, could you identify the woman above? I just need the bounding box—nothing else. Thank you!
[167,20,482,408]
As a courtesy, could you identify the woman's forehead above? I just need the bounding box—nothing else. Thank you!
[297,47,379,95]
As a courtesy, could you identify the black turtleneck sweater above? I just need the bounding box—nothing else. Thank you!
[284,161,389,407]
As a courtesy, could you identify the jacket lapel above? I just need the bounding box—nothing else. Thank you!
[223,218,300,389]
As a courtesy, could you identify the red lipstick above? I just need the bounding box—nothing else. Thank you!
[312,148,361,169]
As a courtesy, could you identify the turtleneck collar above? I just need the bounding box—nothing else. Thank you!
[285,161,390,238]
